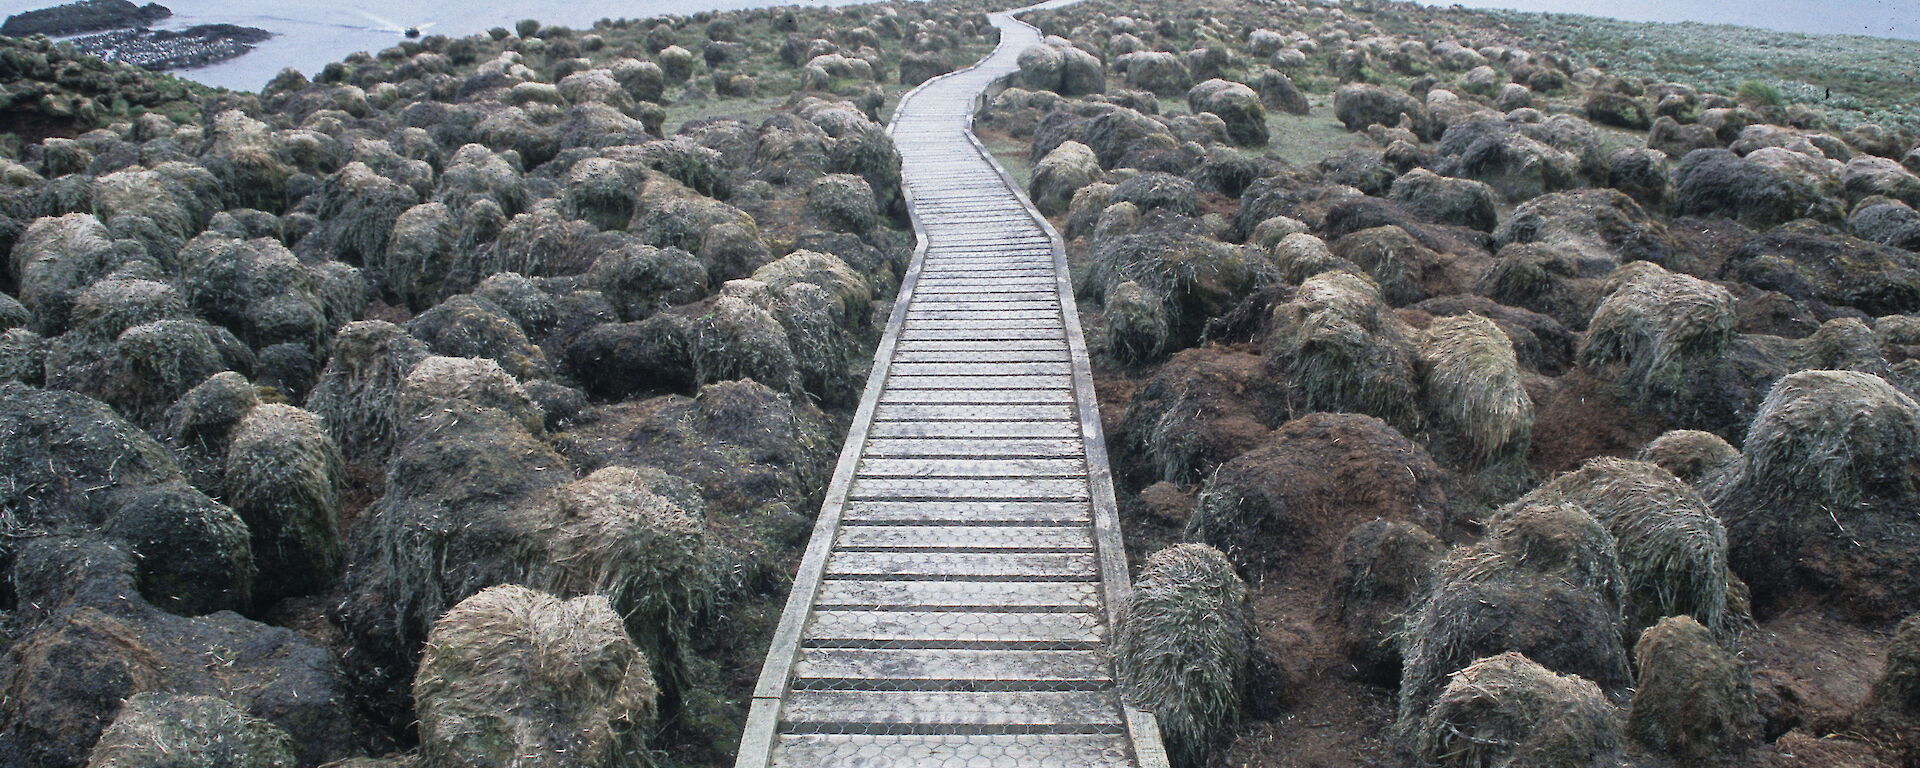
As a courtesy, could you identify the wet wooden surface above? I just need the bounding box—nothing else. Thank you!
[735,6,1169,766]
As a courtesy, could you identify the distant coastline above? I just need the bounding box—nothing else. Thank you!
[1,0,272,73]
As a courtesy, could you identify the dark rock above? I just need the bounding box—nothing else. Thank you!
[2,0,170,37]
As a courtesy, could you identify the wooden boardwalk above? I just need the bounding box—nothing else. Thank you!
[734,7,1170,768]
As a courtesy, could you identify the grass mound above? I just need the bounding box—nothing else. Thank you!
[306,320,432,458]
[1398,501,1630,735]
[1628,616,1760,760]
[1419,313,1534,466]
[223,404,343,604]
[1187,413,1448,578]
[1414,652,1624,768]
[87,692,296,768]
[1577,265,1736,409]
[1265,270,1423,432]
[545,466,727,713]
[1635,429,1740,485]
[1117,544,1258,768]
[1706,370,1920,620]
[1519,457,1732,637]
[414,585,656,768]
[1333,519,1445,685]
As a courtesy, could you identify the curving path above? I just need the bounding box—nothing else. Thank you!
[734,6,1170,768]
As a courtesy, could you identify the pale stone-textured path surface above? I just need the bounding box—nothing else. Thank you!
[733,6,1170,768]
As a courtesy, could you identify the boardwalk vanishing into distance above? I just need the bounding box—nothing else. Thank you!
[735,5,1170,767]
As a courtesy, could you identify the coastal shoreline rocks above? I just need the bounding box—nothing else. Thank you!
[3,0,271,74]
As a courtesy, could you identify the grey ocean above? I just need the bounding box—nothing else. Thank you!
[0,0,1915,91]
[1427,0,1919,41]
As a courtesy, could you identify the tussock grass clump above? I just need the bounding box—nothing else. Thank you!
[1870,614,1920,714]
[750,249,871,328]
[1577,265,1736,407]
[0,328,48,385]
[1419,314,1534,465]
[563,157,647,231]
[414,585,656,768]
[1706,370,1920,620]
[381,202,457,311]
[407,295,553,382]
[774,281,861,407]
[92,162,221,253]
[546,466,727,710]
[1103,280,1170,366]
[200,110,295,214]
[435,143,530,216]
[223,404,343,604]
[805,173,879,234]
[336,400,571,689]
[86,692,297,768]
[1112,347,1275,488]
[106,318,237,428]
[1188,79,1268,148]
[1330,225,1444,306]
[1334,519,1445,684]
[0,382,180,526]
[1117,544,1258,768]
[11,213,128,334]
[1266,270,1423,433]
[1030,140,1102,217]
[1187,413,1448,577]
[1520,458,1732,637]
[691,288,801,395]
[1628,616,1760,760]
[1636,429,1741,485]
[586,243,711,322]
[1398,501,1630,735]
[176,232,359,352]
[1415,652,1624,768]
[399,356,545,437]
[306,320,432,458]
[298,162,419,265]
[104,480,255,616]
[631,138,731,201]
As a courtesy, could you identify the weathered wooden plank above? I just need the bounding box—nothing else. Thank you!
[884,375,1076,390]
[855,458,1085,478]
[903,309,1061,322]
[895,336,1066,347]
[840,499,1093,524]
[878,388,1075,404]
[793,648,1110,683]
[773,734,1133,768]
[804,610,1103,646]
[780,689,1124,729]
[848,477,1090,500]
[890,351,1070,366]
[887,361,1073,377]
[836,523,1093,550]
[898,328,1065,340]
[866,420,1080,439]
[872,403,1077,422]
[860,437,1084,458]
[825,551,1099,580]
[815,579,1101,609]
